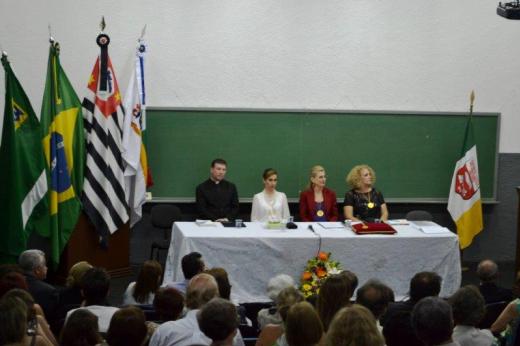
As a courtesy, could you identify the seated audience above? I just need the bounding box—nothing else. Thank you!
[198,298,240,346]
[256,287,304,346]
[491,271,520,345]
[66,267,119,333]
[18,249,59,322]
[0,295,53,346]
[150,273,244,346]
[153,287,185,322]
[285,301,323,346]
[412,297,458,346]
[0,270,29,297]
[164,252,205,295]
[3,289,57,345]
[317,273,355,331]
[60,309,102,346]
[124,260,162,305]
[325,304,385,346]
[449,285,494,346]
[257,274,295,330]
[382,271,442,346]
[106,306,148,346]
[356,279,394,331]
[60,261,93,307]
[477,259,512,304]
[205,267,231,301]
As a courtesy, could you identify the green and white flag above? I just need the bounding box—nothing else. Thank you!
[0,54,49,263]
[40,42,85,266]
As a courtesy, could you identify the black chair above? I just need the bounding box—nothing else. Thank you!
[405,210,433,221]
[478,300,508,329]
[149,204,182,261]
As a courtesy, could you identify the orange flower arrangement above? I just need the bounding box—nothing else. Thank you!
[299,251,341,298]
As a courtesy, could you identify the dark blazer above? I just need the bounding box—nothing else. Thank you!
[25,274,59,321]
[479,282,513,304]
[299,187,339,221]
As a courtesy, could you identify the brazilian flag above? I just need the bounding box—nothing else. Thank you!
[40,42,85,267]
[0,54,49,263]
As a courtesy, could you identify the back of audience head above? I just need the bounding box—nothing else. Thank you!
[356,279,393,320]
[285,301,323,346]
[60,309,101,346]
[81,267,111,306]
[153,287,184,322]
[317,274,354,331]
[198,298,239,345]
[340,269,358,293]
[206,267,231,300]
[449,285,485,327]
[276,286,304,322]
[3,288,37,321]
[476,259,499,283]
[66,261,93,288]
[182,252,205,280]
[0,271,28,298]
[412,296,454,346]
[266,274,295,302]
[0,296,28,345]
[106,306,148,346]
[186,273,219,309]
[410,271,442,303]
[18,249,47,279]
[134,260,162,304]
[325,304,385,346]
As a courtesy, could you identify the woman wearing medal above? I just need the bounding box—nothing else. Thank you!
[299,165,339,222]
[343,164,388,222]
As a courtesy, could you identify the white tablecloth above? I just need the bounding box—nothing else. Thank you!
[163,222,461,303]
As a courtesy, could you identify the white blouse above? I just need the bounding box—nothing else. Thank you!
[251,190,290,222]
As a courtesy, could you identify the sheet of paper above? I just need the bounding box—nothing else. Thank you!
[318,222,346,229]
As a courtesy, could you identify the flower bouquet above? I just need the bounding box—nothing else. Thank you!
[299,251,341,298]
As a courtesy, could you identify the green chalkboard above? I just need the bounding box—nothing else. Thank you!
[145,109,498,202]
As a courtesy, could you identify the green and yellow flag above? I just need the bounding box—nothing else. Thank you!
[0,54,49,263]
[40,42,85,266]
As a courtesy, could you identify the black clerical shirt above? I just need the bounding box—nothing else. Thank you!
[196,179,239,220]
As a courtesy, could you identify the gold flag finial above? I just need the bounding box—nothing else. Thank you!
[470,90,475,107]
[100,16,106,32]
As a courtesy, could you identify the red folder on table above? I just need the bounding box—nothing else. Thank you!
[352,222,397,235]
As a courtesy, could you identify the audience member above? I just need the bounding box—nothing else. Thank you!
[285,301,323,346]
[256,286,304,346]
[257,274,295,330]
[205,267,231,300]
[0,270,29,297]
[106,306,148,346]
[491,271,520,345]
[317,273,355,331]
[477,259,513,304]
[60,261,93,308]
[412,297,458,346]
[198,298,239,346]
[150,273,244,346]
[325,304,385,346]
[3,289,57,345]
[164,252,205,295]
[153,287,185,322]
[66,267,119,333]
[124,260,162,305]
[449,285,494,346]
[60,309,102,346]
[18,249,59,321]
[356,279,394,331]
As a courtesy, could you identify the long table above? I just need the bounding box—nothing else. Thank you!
[163,222,461,303]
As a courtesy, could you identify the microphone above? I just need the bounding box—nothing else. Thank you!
[308,224,316,233]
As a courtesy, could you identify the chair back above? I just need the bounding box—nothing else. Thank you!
[405,210,433,221]
[151,204,182,229]
[478,300,508,329]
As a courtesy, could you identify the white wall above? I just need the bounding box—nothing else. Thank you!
[1,0,519,152]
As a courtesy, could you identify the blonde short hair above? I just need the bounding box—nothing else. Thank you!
[325,304,385,346]
[346,165,376,189]
[307,165,325,189]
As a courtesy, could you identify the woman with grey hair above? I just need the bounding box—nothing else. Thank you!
[257,274,295,330]
[449,285,494,346]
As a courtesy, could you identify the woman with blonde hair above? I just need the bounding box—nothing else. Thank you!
[299,165,338,221]
[344,164,388,222]
[326,304,385,346]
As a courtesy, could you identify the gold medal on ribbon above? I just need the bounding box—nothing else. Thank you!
[367,202,375,209]
[317,210,324,217]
